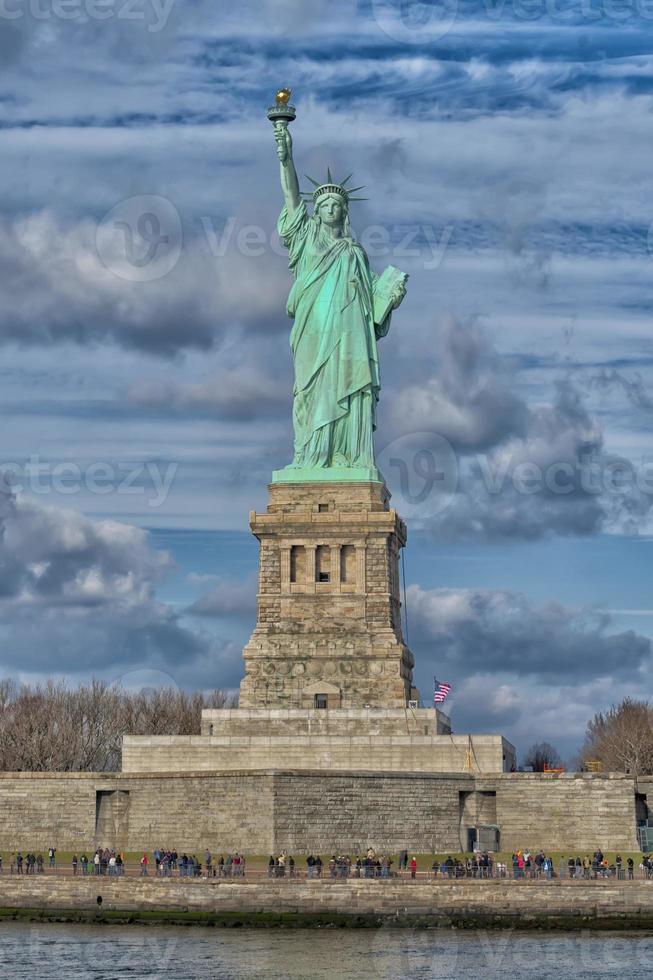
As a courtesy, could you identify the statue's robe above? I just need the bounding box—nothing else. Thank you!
[279,201,391,469]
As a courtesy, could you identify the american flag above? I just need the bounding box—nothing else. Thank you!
[434,678,452,704]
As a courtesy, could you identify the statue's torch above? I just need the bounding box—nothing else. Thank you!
[267,88,296,126]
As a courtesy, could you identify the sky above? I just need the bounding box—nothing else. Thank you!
[0,0,652,763]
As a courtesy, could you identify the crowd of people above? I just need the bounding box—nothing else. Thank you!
[143,850,247,878]
[8,848,130,876]
[429,849,653,880]
[3,845,652,881]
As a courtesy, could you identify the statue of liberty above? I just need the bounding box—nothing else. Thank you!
[269,92,407,483]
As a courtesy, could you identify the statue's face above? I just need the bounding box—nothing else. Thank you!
[317,195,345,228]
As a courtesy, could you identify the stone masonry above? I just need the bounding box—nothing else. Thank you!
[1,877,653,929]
[120,730,515,775]
[239,481,416,709]
[82,476,644,858]
[122,477,516,775]
[0,770,642,854]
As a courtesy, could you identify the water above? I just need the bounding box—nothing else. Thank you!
[0,922,651,979]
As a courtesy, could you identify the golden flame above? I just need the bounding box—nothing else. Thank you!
[275,88,292,106]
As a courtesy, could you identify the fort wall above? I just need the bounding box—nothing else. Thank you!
[0,770,639,854]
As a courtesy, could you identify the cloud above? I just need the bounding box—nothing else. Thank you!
[0,486,240,683]
[127,366,288,420]
[387,313,528,452]
[384,316,653,540]
[408,584,652,682]
[588,367,653,412]
[0,209,288,355]
[441,379,609,539]
[406,583,653,756]
[0,486,171,606]
[188,576,257,619]
[433,671,635,762]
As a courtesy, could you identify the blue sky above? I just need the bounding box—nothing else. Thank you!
[0,0,652,762]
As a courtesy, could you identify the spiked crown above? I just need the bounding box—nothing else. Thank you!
[302,168,368,205]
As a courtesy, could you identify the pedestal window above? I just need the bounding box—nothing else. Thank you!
[315,545,331,582]
[290,545,306,584]
[340,544,356,584]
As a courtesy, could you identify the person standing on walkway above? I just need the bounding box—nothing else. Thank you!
[410,856,417,879]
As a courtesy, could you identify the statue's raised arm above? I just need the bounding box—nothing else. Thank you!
[274,122,300,215]
[267,89,300,214]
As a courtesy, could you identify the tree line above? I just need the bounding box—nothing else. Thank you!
[523,698,653,776]
[1,681,650,776]
[0,678,236,772]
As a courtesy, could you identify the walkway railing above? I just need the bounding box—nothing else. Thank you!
[3,864,653,882]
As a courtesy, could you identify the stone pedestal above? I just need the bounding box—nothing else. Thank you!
[122,476,518,781]
[239,481,417,710]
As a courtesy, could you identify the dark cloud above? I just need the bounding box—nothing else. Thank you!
[387,314,528,453]
[408,584,652,682]
[384,317,653,541]
[0,210,288,355]
[0,486,237,681]
[439,379,607,540]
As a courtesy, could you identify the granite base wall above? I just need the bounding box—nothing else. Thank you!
[0,878,652,930]
[199,707,453,738]
[121,734,514,776]
[0,770,640,854]
[480,773,640,852]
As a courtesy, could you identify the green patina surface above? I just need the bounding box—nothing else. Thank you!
[270,108,407,483]
[271,464,383,484]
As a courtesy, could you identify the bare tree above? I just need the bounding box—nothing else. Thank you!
[580,698,653,777]
[0,678,237,772]
[523,741,563,772]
